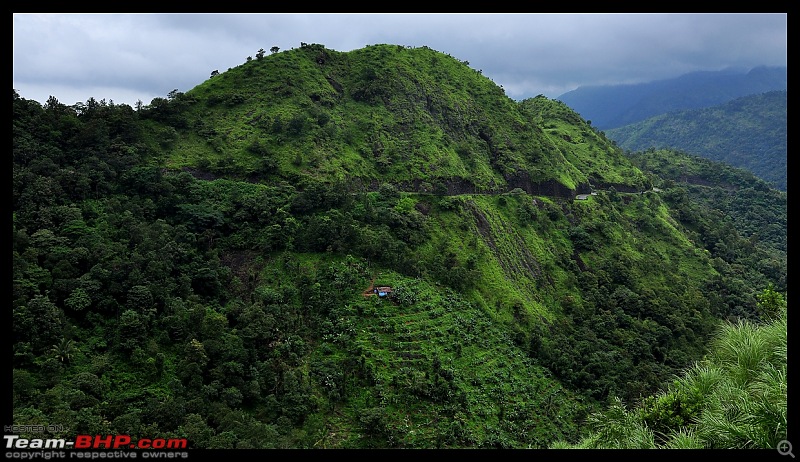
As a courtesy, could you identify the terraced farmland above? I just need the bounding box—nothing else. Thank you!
[335,275,587,448]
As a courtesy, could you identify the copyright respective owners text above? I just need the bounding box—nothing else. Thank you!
[4,450,190,459]
[4,431,190,459]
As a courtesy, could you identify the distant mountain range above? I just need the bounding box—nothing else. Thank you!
[557,66,787,130]
[604,90,787,191]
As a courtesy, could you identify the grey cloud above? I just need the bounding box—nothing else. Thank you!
[13,13,786,107]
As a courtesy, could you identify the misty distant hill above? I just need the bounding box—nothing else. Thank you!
[557,66,787,130]
[604,90,787,191]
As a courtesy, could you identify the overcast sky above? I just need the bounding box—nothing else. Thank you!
[13,13,787,108]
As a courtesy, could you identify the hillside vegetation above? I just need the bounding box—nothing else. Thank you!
[606,91,787,191]
[12,43,786,449]
[551,285,786,449]
[164,43,648,194]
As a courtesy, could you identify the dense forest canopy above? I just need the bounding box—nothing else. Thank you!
[11,43,786,450]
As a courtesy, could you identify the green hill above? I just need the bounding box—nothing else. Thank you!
[157,43,648,194]
[605,91,787,191]
[11,43,786,449]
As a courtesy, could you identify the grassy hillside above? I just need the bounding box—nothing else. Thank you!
[156,43,648,194]
[11,43,786,449]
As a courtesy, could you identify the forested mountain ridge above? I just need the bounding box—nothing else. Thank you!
[605,90,787,191]
[12,43,786,449]
[556,66,787,130]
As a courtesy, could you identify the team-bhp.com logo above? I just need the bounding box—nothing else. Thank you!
[6,434,187,449]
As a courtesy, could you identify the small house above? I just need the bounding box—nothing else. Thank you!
[374,286,393,297]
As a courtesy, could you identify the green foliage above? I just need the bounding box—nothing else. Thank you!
[552,302,787,449]
[50,338,76,363]
[755,283,786,322]
[638,384,705,443]
[10,45,785,449]
[580,398,656,449]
